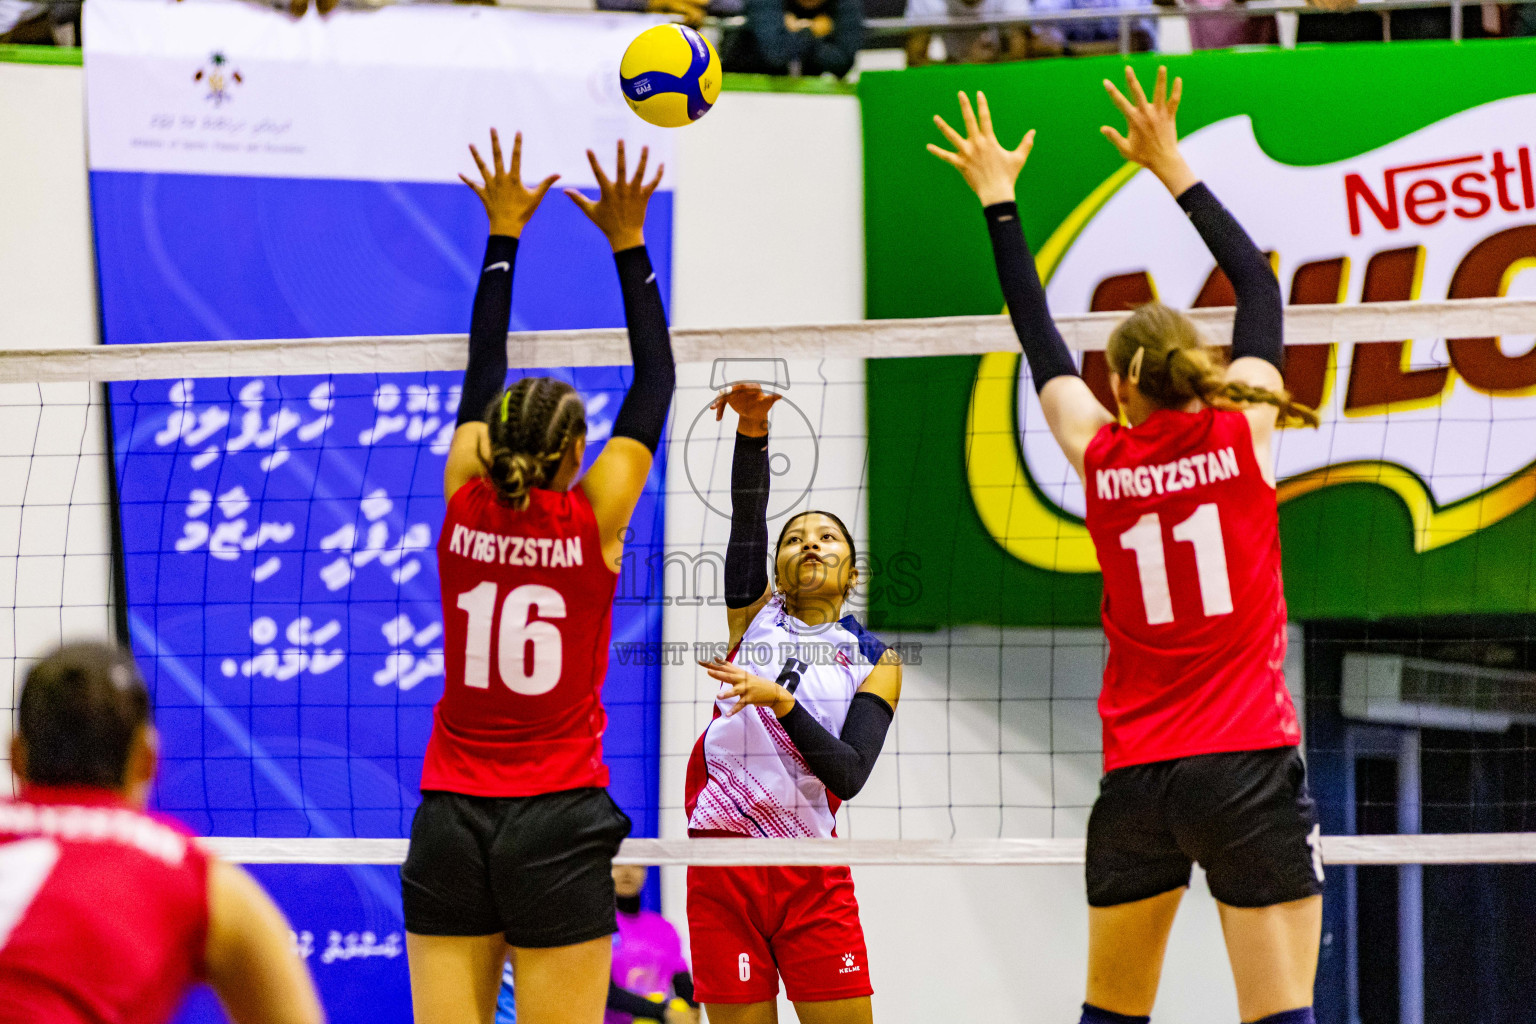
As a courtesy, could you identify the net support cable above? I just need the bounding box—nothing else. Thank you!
[200,834,1536,866]
[4,298,1533,382]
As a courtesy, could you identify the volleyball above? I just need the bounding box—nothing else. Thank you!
[619,24,721,128]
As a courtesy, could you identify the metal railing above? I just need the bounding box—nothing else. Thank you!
[4,0,1523,53]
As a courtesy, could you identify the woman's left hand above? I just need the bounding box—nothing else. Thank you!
[698,659,795,718]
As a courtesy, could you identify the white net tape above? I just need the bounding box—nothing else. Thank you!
[200,834,1536,866]
[12,297,1536,869]
[4,298,1534,382]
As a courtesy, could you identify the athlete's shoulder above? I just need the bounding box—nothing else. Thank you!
[835,614,888,669]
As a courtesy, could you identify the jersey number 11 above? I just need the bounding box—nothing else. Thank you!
[1118,503,1234,626]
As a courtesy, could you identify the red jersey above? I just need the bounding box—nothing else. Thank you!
[422,477,619,797]
[1083,407,1300,772]
[0,786,209,1024]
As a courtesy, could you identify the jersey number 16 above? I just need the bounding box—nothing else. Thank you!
[1118,502,1234,626]
[456,582,566,695]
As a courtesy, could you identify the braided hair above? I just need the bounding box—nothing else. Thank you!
[482,377,588,509]
[1106,303,1320,428]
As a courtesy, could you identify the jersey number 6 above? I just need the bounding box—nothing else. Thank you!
[456,582,567,695]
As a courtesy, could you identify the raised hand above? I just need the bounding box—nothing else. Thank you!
[1100,65,1197,197]
[926,91,1035,207]
[709,383,782,438]
[460,129,560,238]
[566,140,665,253]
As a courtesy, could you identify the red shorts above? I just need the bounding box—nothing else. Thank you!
[687,864,872,1004]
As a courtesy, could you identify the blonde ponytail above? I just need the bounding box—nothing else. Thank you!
[1108,304,1319,429]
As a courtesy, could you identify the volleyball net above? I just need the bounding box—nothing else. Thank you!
[4,297,1536,874]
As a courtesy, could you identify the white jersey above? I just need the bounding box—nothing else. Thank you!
[685,596,887,838]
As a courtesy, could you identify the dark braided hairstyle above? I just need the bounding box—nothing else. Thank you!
[1106,303,1320,428]
[482,376,588,510]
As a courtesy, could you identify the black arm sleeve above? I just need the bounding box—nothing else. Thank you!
[610,245,678,453]
[457,235,518,427]
[1176,182,1284,369]
[724,431,771,610]
[607,981,664,1019]
[672,972,696,1007]
[984,202,1079,393]
[776,691,895,802]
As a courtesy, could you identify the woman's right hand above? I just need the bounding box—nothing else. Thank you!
[927,91,1035,207]
[709,383,782,438]
[460,129,560,239]
[566,141,664,253]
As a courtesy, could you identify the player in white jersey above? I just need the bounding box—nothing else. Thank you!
[683,385,901,1024]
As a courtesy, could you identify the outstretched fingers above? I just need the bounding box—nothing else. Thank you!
[976,90,995,139]
[926,142,962,168]
[564,188,597,216]
[932,113,966,150]
[1102,78,1137,120]
[458,173,487,201]
[615,140,628,188]
[490,128,505,179]
[1152,66,1167,107]
[468,143,492,186]
[645,163,665,196]
[1014,127,1037,160]
[1167,75,1183,117]
[585,148,611,192]
[958,91,980,139]
[1099,125,1131,158]
[1123,64,1150,107]
[507,130,522,182]
[631,145,649,189]
[530,173,560,205]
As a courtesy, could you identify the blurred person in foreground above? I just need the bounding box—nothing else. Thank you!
[723,0,863,78]
[604,865,698,1024]
[0,642,324,1024]
[496,865,699,1024]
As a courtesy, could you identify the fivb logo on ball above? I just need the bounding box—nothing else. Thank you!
[970,94,1536,573]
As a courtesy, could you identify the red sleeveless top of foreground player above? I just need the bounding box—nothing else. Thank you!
[1083,406,1300,772]
[421,476,620,797]
[0,785,209,1024]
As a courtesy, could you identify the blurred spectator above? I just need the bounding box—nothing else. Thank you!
[596,0,714,28]
[1031,0,1156,52]
[0,0,79,45]
[722,0,863,76]
[905,0,1058,65]
[1183,0,1275,47]
[1296,0,1499,39]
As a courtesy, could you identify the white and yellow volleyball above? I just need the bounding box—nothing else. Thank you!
[619,24,721,129]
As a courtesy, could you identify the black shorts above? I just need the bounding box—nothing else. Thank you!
[401,787,632,948]
[1085,746,1324,909]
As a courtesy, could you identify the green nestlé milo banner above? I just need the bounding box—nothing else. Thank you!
[862,41,1536,629]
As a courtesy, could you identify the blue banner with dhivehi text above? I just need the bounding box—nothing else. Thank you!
[83,2,672,1020]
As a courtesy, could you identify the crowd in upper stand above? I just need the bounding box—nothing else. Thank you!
[3,0,1535,82]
